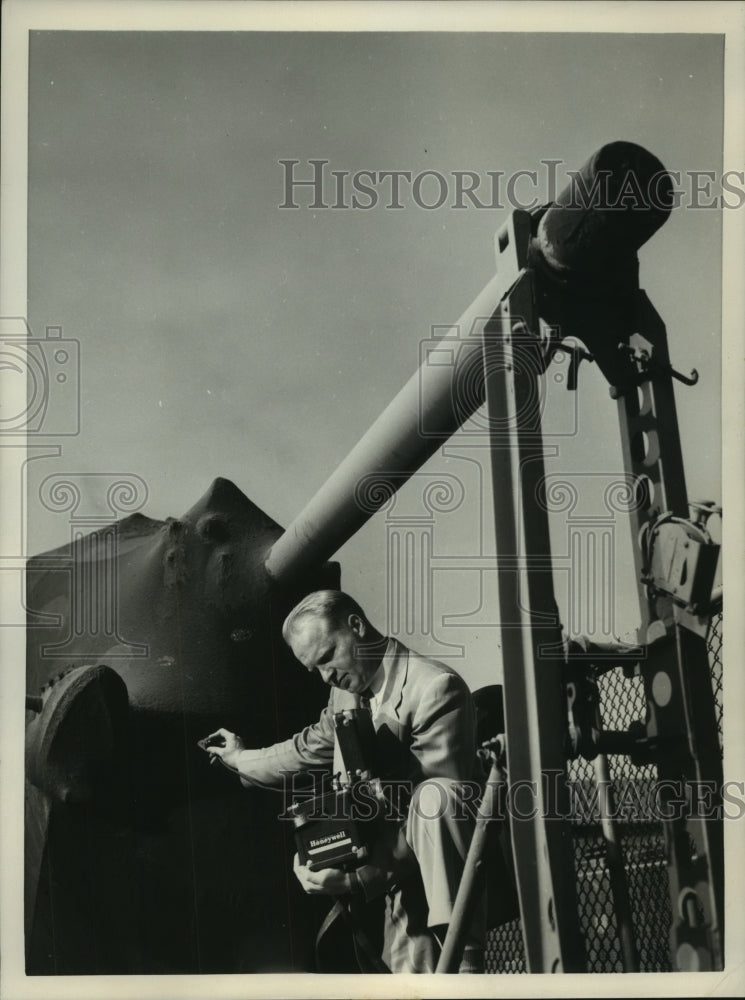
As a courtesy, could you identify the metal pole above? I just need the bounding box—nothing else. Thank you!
[264,271,514,584]
[435,752,506,974]
[593,752,640,971]
[266,143,672,586]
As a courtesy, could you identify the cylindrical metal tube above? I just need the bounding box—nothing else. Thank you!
[593,752,640,972]
[265,272,508,583]
[534,141,673,277]
[435,758,504,973]
[266,143,673,583]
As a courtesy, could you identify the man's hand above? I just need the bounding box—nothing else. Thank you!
[203,728,245,771]
[293,854,353,896]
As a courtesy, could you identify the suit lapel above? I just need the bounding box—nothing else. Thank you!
[380,638,409,721]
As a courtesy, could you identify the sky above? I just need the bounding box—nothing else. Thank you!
[18,24,728,690]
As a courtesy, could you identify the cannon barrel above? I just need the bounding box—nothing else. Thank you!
[264,272,507,583]
[534,140,674,277]
[265,142,674,583]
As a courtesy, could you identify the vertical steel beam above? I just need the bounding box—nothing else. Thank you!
[484,270,586,973]
[615,292,724,971]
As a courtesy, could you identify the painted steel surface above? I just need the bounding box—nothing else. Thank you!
[25,478,335,973]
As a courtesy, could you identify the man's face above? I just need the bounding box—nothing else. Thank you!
[288,615,376,694]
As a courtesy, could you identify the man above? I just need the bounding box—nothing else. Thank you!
[206,590,485,974]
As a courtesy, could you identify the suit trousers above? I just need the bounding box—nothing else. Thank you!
[380,777,486,974]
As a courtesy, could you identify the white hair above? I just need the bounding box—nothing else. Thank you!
[281,590,367,643]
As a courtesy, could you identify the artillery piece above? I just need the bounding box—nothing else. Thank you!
[25,141,723,975]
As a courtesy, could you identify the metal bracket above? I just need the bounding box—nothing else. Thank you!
[610,335,699,399]
[639,509,721,614]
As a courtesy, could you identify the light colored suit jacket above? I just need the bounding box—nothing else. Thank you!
[239,638,479,905]
[239,637,477,788]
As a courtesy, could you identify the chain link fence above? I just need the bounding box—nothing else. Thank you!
[486,611,723,974]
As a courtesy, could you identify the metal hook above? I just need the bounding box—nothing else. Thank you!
[615,342,699,389]
[556,341,595,391]
[669,366,699,387]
